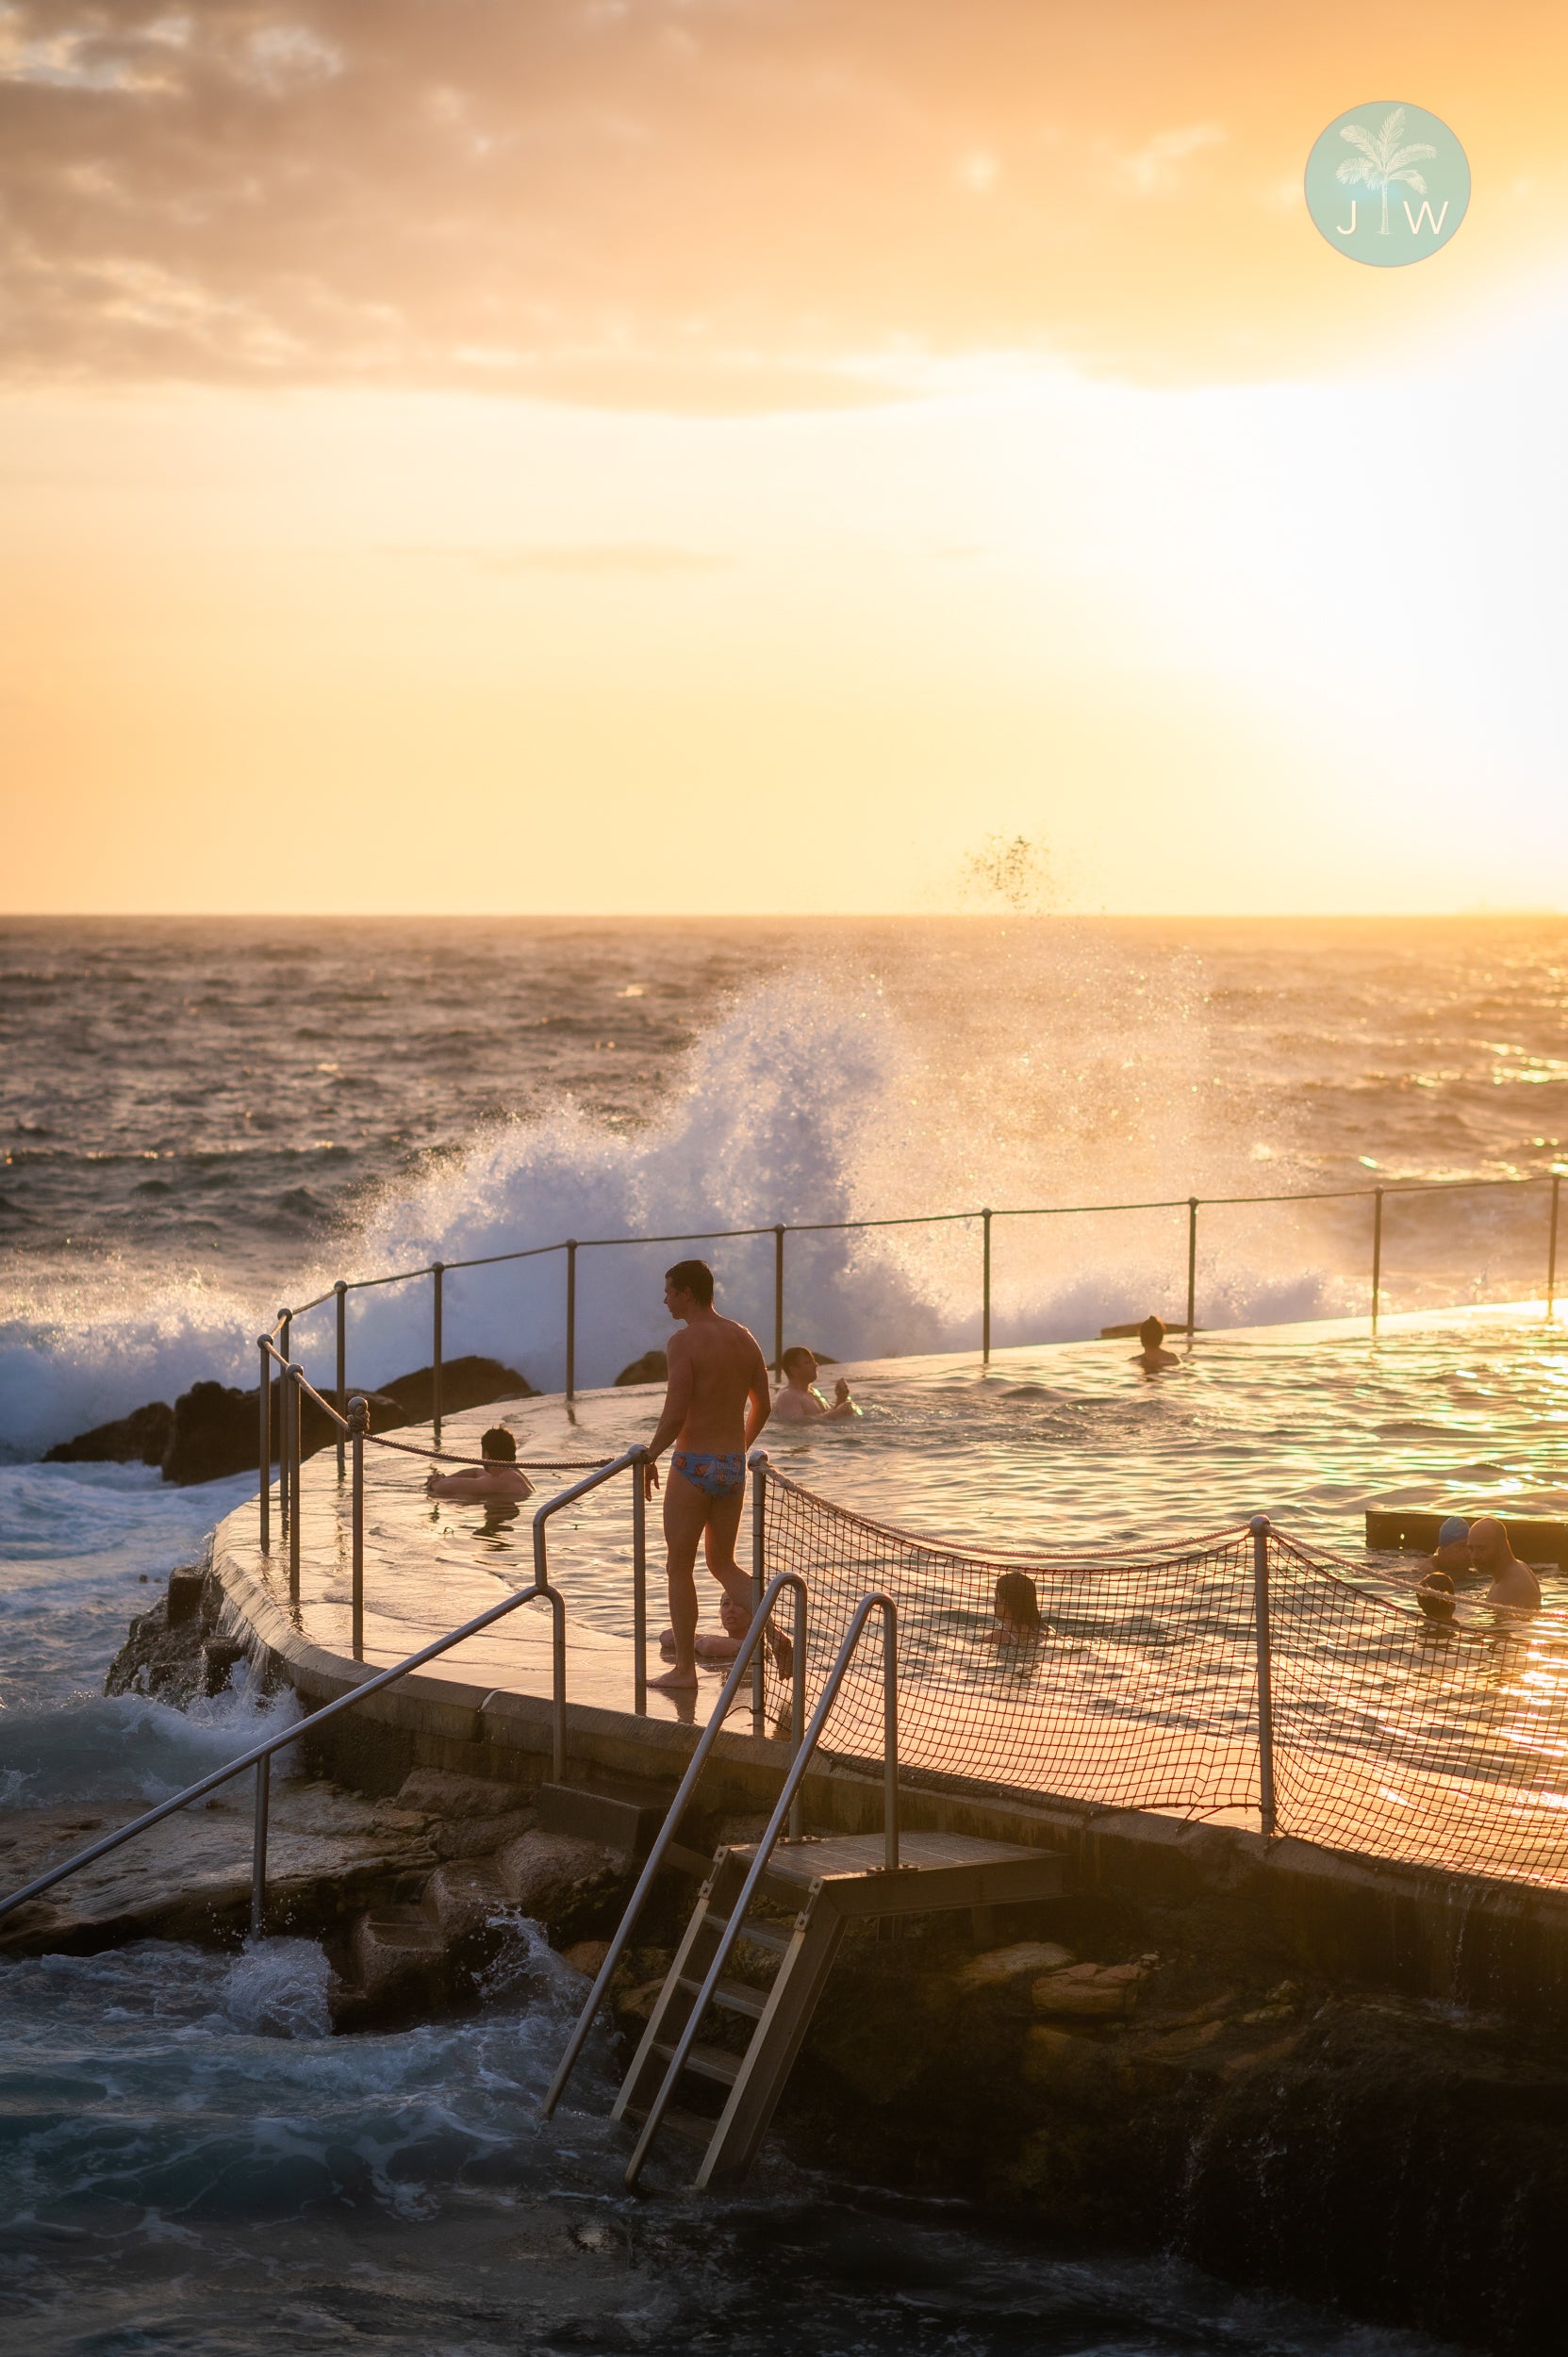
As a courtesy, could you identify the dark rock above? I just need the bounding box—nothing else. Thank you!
[44,1400,173,1467]
[166,1568,205,1625]
[105,1563,223,1706]
[158,1354,535,1486]
[615,1349,668,1388]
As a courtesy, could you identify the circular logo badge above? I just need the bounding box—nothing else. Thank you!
[1305,103,1469,266]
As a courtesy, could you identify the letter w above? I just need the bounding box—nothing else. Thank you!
[1403,199,1450,236]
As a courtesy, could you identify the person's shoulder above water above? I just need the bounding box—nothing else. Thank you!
[1130,1314,1181,1372]
[774,1345,860,1423]
[1470,1514,1542,1614]
[425,1426,536,1499]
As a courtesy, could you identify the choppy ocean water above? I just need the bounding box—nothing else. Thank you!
[4,914,1561,2351]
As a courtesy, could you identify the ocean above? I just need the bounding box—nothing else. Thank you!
[4,912,1563,2352]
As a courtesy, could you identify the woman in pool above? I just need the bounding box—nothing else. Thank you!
[981,1570,1048,1643]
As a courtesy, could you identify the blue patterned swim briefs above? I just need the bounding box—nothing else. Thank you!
[669,1449,747,1500]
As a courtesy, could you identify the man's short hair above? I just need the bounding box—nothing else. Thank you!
[480,1426,517,1461]
[1138,1315,1165,1348]
[666,1259,715,1307]
[781,1345,816,1376]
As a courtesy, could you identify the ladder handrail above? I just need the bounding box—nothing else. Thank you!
[0,1448,648,1930]
[540,1568,810,2120]
[624,1588,898,2188]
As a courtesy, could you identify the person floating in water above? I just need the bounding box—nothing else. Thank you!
[642,1259,786,1693]
[1131,1315,1181,1372]
[1414,1516,1471,1623]
[425,1426,536,1500]
[980,1570,1048,1643]
[1469,1515,1541,1616]
[771,1345,861,1425]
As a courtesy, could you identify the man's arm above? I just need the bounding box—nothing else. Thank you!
[744,1343,771,1449]
[641,1336,694,1492]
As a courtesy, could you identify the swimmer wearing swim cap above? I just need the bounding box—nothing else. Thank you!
[1415,1516,1472,1623]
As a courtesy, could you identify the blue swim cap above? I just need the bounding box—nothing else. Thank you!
[1438,1516,1471,1546]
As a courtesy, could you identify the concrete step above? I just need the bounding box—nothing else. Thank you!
[421,1861,508,1941]
[352,1904,446,2001]
[536,1778,675,1858]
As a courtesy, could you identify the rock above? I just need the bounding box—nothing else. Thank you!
[560,1937,613,1977]
[352,1905,446,2002]
[157,1355,534,1485]
[1032,1961,1148,2019]
[616,1976,668,2022]
[956,1939,1076,1990]
[614,1349,668,1388]
[493,1830,626,1941]
[421,1860,510,1941]
[43,1400,173,1466]
[105,1563,222,1706]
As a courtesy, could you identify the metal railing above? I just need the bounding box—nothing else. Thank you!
[251,1167,1564,1422]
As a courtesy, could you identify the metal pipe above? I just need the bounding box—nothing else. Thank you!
[624,1588,897,2189]
[1371,1187,1384,1332]
[288,1366,303,1606]
[1186,1198,1198,1340]
[751,1451,768,1737]
[784,1574,808,1845]
[250,1753,270,1938]
[773,1225,784,1378]
[1250,1515,1278,1839]
[350,1394,367,1658]
[1549,1172,1560,1320]
[432,1261,444,1441]
[334,1280,347,1479]
[565,1241,577,1405]
[883,1597,900,1871]
[541,1567,811,2122]
[277,1310,291,1533]
[982,1209,992,1365]
[632,1444,649,1714]
[257,1337,272,1554]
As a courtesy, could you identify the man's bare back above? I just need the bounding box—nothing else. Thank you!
[662,1312,768,1455]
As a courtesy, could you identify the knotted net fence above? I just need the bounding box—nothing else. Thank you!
[755,1468,1568,1889]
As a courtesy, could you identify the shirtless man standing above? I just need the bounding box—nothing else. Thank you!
[643,1259,775,1693]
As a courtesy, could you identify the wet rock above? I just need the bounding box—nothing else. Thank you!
[614,1349,668,1388]
[1031,1960,1148,2019]
[43,1400,173,1466]
[392,1769,536,1860]
[493,1830,627,1942]
[956,1939,1076,1990]
[155,1356,536,1485]
[561,1937,613,1977]
[105,1562,223,1707]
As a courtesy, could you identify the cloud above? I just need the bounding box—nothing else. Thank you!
[0,3,1558,404]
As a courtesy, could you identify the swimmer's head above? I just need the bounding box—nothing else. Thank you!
[1438,1516,1470,1548]
[994,1571,1042,1633]
[1138,1315,1165,1350]
[781,1345,817,1380]
[480,1426,517,1462]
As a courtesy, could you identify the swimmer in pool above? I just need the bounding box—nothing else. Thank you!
[771,1345,860,1425]
[1413,1517,1472,1623]
[425,1426,536,1501]
[1131,1315,1181,1373]
[979,1570,1048,1643]
[1470,1515,1542,1616]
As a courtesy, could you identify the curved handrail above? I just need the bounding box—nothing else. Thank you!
[623,1589,898,2189]
[541,1568,810,2122]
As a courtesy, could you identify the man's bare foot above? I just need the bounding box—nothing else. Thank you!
[649,1662,700,1691]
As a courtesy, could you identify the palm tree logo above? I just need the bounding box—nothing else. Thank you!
[1334,107,1437,235]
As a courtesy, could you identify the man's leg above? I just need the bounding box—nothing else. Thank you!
[650,1470,708,1691]
[703,1494,792,1672]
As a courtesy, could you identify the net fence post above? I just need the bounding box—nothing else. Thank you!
[982,1209,992,1365]
[432,1262,444,1442]
[773,1226,784,1379]
[1549,1171,1560,1321]
[1250,1515,1278,1839]
[1186,1198,1198,1340]
[566,1241,577,1406]
[883,1599,900,1872]
[1371,1187,1384,1332]
[751,1451,768,1738]
[257,1338,272,1553]
[334,1280,347,1480]
[350,1395,368,1659]
[632,1448,648,1715]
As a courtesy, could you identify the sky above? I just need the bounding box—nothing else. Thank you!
[2,0,1566,915]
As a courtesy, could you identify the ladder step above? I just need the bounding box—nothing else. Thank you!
[653,2038,742,2088]
[715,1916,790,1956]
[678,1973,767,2020]
[623,2101,713,2149]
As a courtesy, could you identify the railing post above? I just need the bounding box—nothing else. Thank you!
[250,1752,269,1939]
[1549,1172,1560,1321]
[982,1209,992,1364]
[1371,1186,1384,1332]
[1250,1515,1277,1840]
[257,1338,272,1553]
[565,1241,577,1405]
[1186,1198,1198,1340]
[349,1394,368,1659]
[751,1451,768,1738]
[288,1366,303,1607]
[335,1280,347,1478]
[773,1226,785,1379]
[432,1261,445,1442]
[277,1310,291,1534]
[632,1447,649,1715]
[882,1599,900,1872]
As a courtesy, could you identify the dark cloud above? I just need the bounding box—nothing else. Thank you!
[0,3,1555,404]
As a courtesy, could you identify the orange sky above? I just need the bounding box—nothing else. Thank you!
[2,2,1566,913]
